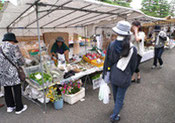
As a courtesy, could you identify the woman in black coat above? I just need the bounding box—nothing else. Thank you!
[103,21,137,122]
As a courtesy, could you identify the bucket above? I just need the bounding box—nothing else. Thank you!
[54,98,63,110]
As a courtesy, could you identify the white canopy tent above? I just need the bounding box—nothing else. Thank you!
[0,0,165,40]
[0,0,166,113]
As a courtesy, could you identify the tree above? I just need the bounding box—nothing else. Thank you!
[141,0,172,18]
[169,0,175,17]
[0,2,3,10]
[98,0,131,7]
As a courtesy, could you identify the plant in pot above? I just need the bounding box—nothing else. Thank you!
[59,80,85,105]
[47,86,63,110]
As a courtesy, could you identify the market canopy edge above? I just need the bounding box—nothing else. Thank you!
[0,0,165,31]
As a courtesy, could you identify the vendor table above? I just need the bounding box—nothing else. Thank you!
[23,66,103,110]
[25,67,103,91]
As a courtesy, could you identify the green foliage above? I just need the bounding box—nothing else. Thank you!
[141,0,173,18]
[169,0,175,17]
[99,0,131,7]
[29,72,52,85]
[0,2,3,10]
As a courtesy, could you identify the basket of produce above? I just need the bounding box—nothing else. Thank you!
[29,49,39,56]
[83,53,104,67]
[91,59,104,68]
[83,53,98,63]
[82,55,91,63]
[29,72,52,86]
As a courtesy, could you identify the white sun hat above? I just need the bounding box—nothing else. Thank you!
[112,20,132,36]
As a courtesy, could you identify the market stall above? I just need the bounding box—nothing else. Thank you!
[0,0,165,112]
[142,18,175,50]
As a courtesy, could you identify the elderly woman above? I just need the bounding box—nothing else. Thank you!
[0,33,27,114]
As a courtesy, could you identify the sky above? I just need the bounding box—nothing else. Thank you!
[130,0,172,9]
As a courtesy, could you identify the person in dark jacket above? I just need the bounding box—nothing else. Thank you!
[103,21,137,122]
[0,33,27,114]
[152,26,167,69]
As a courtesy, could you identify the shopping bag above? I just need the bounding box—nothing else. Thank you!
[98,79,110,104]
[104,71,110,84]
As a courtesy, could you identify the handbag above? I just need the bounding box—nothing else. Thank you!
[110,46,134,88]
[110,65,132,88]
[0,47,26,82]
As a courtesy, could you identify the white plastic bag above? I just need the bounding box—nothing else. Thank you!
[104,72,110,84]
[98,79,110,104]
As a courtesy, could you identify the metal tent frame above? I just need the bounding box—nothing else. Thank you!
[5,0,164,31]
[1,0,165,113]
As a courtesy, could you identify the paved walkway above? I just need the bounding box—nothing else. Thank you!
[0,49,175,123]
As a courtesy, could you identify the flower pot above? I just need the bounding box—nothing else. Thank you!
[63,87,85,105]
[54,98,63,110]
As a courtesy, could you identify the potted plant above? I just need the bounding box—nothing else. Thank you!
[59,80,85,105]
[47,86,63,110]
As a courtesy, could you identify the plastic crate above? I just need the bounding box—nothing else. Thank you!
[83,55,96,64]
[91,60,104,67]
[24,65,41,76]
[83,55,104,67]
[29,52,39,56]
[63,87,85,105]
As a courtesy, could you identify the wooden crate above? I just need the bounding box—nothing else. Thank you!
[16,36,43,42]
[73,33,80,55]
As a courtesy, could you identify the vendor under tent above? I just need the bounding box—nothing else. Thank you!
[0,0,165,113]
[142,18,175,27]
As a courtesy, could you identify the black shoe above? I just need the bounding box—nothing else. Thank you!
[110,114,120,123]
[131,79,136,83]
[137,78,141,83]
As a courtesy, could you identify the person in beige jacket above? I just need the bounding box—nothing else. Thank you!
[131,21,145,83]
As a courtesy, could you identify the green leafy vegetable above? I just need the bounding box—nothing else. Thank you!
[29,72,52,85]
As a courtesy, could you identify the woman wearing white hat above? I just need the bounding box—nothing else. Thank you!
[103,21,137,122]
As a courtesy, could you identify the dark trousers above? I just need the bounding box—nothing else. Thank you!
[111,84,128,117]
[4,84,23,111]
[135,54,142,73]
[153,47,164,66]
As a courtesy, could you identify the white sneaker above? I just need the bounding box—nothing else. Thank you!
[15,105,27,115]
[160,65,163,69]
[151,65,157,69]
[7,107,15,113]
[0,93,4,97]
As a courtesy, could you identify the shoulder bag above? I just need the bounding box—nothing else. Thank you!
[110,46,135,88]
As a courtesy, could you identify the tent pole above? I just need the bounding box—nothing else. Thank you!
[7,28,9,33]
[35,2,47,114]
[84,26,87,53]
[95,27,97,35]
